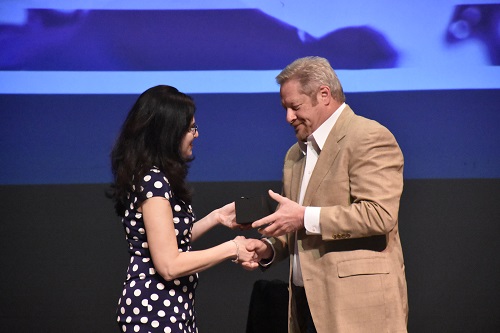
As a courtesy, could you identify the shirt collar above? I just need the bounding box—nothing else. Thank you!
[299,103,345,155]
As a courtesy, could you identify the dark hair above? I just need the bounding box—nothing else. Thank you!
[108,85,195,216]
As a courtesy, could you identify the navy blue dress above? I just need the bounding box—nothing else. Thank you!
[117,167,198,333]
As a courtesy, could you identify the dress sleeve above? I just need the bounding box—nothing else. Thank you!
[136,167,173,205]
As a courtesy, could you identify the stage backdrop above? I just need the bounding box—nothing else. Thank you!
[1,1,499,332]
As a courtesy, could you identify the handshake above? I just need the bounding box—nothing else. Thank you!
[229,236,272,271]
[217,189,307,270]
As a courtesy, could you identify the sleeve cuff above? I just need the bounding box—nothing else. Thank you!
[304,206,321,235]
[258,238,275,267]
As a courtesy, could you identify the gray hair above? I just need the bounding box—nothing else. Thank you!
[276,56,345,103]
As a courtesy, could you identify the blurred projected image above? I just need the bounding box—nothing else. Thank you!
[0,9,398,71]
[446,4,500,65]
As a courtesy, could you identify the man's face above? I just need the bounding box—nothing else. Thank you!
[280,79,322,142]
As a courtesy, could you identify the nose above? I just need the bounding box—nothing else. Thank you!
[286,108,296,125]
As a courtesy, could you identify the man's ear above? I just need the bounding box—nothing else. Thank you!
[318,85,331,105]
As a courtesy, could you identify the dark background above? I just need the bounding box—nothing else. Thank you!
[1,179,499,332]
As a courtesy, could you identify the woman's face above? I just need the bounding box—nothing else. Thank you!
[180,117,198,159]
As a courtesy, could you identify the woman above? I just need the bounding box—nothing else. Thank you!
[109,85,255,333]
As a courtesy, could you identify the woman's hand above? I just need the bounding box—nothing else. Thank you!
[231,236,258,263]
[217,202,251,230]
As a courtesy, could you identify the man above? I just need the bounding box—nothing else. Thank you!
[244,56,408,332]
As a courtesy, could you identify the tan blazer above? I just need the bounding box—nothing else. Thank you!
[271,105,408,333]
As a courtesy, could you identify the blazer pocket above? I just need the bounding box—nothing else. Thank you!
[337,257,390,278]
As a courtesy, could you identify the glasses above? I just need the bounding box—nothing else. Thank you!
[189,124,198,135]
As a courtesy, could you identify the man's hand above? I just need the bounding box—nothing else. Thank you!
[251,190,305,237]
[240,238,273,271]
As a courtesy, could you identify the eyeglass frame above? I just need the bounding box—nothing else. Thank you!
[189,124,198,135]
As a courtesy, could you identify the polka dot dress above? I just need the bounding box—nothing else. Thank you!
[117,167,198,333]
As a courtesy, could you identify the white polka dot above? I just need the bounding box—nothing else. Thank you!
[133,307,140,315]
[189,275,194,282]
[145,280,151,288]
[184,217,189,224]
[178,296,183,303]
[164,327,172,333]
[130,220,136,226]
[149,268,156,275]
[132,264,138,272]
[173,217,180,224]
[151,293,159,301]
[144,175,152,182]
[120,307,125,314]
[154,181,163,189]
[135,213,142,219]
[122,325,126,332]
[139,273,146,280]
[141,299,148,307]
[134,289,141,297]
[169,289,175,297]
[140,317,148,324]
[182,286,187,293]
[164,299,171,307]
[125,210,129,217]
[142,242,149,248]
[138,228,145,234]
[173,279,180,286]
[170,316,177,323]
[134,324,140,332]
[174,306,179,313]
[126,316,131,323]
[174,205,181,212]
[158,310,166,317]
[164,192,170,200]
[148,305,153,311]
[126,298,131,305]
[146,191,153,198]
[157,283,165,290]
[152,320,160,328]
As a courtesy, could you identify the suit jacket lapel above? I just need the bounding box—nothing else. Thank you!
[291,157,305,203]
[302,105,354,206]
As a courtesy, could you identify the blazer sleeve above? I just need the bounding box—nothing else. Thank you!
[319,119,404,241]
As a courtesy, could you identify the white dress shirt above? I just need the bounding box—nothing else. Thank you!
[292,103,345,286]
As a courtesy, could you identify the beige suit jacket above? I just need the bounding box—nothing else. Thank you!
[270,105,408,333]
